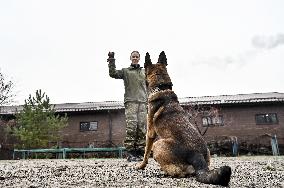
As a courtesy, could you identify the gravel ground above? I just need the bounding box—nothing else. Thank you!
[0,156,284,188]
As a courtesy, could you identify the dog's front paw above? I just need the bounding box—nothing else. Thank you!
[136,162,147,170]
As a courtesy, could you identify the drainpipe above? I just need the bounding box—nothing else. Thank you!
[108,110,112,147]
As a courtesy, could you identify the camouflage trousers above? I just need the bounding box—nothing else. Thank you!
[124,102,147,154]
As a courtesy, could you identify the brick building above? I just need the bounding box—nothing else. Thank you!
[1,92,284,159]
[180,92,284,155]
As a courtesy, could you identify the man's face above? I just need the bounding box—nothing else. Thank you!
[130,52,140,64]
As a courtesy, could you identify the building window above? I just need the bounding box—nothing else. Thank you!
[202,117,212,126]
[202,116,224,127]
[80,121,98,132]
[255,113,278,125]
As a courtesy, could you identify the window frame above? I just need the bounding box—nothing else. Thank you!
[255,113,278,125]
[202,115,224,127]
[79,121,98,132]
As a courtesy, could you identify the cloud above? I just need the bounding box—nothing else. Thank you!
[191,50,259,68]
[252,33,284,49]
[191,33,284,68]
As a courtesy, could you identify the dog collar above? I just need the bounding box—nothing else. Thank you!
[148,89,177,102]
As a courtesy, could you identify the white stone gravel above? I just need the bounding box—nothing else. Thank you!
[0,156,284,188]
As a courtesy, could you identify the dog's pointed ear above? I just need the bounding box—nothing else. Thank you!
[158,51,167,66]
[144,52,152,68]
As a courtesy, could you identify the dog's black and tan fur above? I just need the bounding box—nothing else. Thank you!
[136,51,231,186]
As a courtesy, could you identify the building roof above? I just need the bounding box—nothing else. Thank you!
[179,92,284,105]
[1,92,284,115]
[54,101,125,112]
[0,101,124,115]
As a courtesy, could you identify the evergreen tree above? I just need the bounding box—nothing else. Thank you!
[13,90,68,149]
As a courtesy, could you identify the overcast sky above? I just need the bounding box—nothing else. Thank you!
[1,0,284,105]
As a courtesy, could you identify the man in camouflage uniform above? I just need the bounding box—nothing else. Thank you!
[107,51,147,162]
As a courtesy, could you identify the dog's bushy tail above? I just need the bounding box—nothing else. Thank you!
[187,152,231,186]
[195,166,231,186]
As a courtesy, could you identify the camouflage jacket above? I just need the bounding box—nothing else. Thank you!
[108,62,147,103]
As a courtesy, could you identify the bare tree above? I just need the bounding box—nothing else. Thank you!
[0,71,15,105]
[184,103,220,136]
[0,70,15,153]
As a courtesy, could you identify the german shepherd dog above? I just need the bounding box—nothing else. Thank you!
[136,51,231,186]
